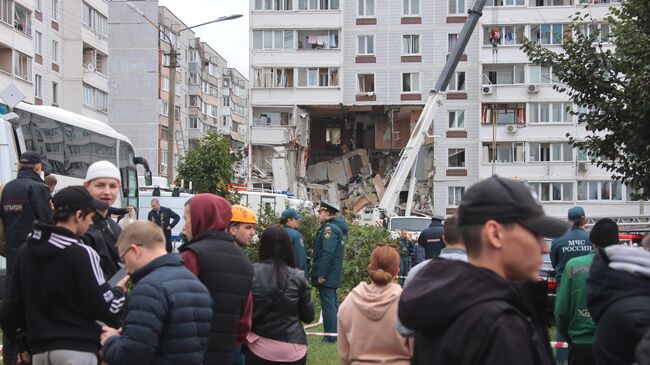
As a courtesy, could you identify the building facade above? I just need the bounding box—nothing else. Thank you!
[249,0,636,219]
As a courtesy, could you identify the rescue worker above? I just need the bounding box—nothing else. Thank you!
[229,205,257,248]
[418,216,444,259]
[398,230,412,282]
[311,200,348,343]
[281,208,308,280]
[0,151,52,364]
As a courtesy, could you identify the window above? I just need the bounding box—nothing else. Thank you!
[358,0,374,16]
[34,74,42,98]
[161,77,170,91]
[483,64,525,85]
[0,0,11,24]
[449,0,465,14]
[189,117,199,129]
[160,100,169,116]
[208,63,217,76]
[52,82,58,104]
[487,0,525,5]
[326,127,341,145]
[358,35,374,55]
[483,26,525,45]
[581,23,611,43]
[298,30,339,50]
[253,68,295,88]
[448,72,466,91]
[13,51,32,81]
[530,182,573,201]
[531,0,574,6]
[448,148,466,168]
[576,148,607,162]
[529,102,572,123]
[529,143,572,162]
[404,0,419,15]
[82,3,107,35]
[35,31,42,55]
[529,64,559,84]
[35,0,42,11]
[531,24,566,45]
[402,35,420,55]
[52,0,58,21]
[299,0,339,9]
[297,67,338,87]
[448,186,465,206]
[161,151,168,166]
[481,103,526,124]
[255,0,292,10]
[448,34,459,52]
[482,142,525,163]
[357,74,375,93]
[448,110,465,129]
[253,30,294,50]
[83,84,108,112]
[577,181,622,201]
[402,73,420,93]
[14,3,31,35]
[52,40,59,63]
[189,73,199,85]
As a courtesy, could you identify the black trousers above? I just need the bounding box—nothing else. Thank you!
[244,350,306,365]
[569,343,595,365]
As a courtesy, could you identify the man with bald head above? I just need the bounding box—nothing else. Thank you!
[148,199,180,252]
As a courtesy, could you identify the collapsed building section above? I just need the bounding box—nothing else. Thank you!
[249,104,435,216]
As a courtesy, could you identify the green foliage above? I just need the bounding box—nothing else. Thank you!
[243,204,280,262]
[521,0,650,198]
[176,132,240,202]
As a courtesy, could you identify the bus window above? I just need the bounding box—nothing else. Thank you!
[120,141,138,208]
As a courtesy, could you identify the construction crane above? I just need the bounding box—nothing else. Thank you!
[378,0,489,217]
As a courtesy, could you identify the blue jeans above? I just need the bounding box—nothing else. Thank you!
[556,330,569,364]
[318,286,338,342]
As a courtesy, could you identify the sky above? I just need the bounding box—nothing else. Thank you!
[158,0,250,78]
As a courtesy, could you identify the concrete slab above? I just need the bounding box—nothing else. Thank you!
[307,161,329,183]
[327,159,349,186]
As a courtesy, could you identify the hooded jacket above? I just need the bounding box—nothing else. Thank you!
[0,222,125,354]
[399,259,554,365]
[311,216,348,288]
[82,212,121,279]
[587,247,650,365]
[338,282,411,365]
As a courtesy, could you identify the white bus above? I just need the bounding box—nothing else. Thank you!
[0,102,152,208]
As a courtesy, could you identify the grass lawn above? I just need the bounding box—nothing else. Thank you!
[306,325,339,365]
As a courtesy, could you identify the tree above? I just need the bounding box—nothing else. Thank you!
[176,131,241,201]
[521,0,650,198]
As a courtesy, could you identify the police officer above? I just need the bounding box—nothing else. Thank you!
[550,206,591,365]
[281,208,308,280]
[418,216,444,259]
[0,151,52,364]
[311,201,348,343]
[148,198,181,252]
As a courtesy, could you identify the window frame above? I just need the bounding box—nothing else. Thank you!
[448,186,465,206]
[402,34,421,56]
[448,71,466,91]
[357,73,375,94]
[403,0,420,15]
[448,148,466,168]
[357,35,375,55]
[402,72,420,93]
[358,0,375,17]
[448,0,465,15]
[529,182,573,202]
[448,110,466,130]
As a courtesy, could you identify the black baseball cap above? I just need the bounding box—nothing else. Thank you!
[19,151,42,164]
[458,176,568,238]
[52,186,109,213]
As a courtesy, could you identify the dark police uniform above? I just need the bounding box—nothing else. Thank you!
[148,206,180,252]
[311,201,348,342]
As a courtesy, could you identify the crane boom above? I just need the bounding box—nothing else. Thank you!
[378,0,489,216]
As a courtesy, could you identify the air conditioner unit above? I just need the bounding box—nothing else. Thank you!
[577,161,588,172]
[482,85,494,95]
[83,63,95,73]
[527,84,540,94]
[506,125,517,133]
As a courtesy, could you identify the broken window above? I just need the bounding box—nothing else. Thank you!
[448,110,465,129]
[13,51,32,81]
[326,127,341,145]
[357,74,375,93]
[402,34,420,55]
[14,3,31,35]
[448,148,465,168]
[448,72,466,91]
[481,103,526,124]
[402,73,420,92]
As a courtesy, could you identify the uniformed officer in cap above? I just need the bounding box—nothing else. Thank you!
[311,200,348,343]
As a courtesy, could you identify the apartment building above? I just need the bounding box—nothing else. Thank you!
[1,0,110,122]
[110,1,248,181]
[250,0,638,218]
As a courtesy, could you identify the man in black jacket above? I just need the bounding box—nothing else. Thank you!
[82,161,123,279]
[101,221,213,365]
[0,186,127,365]
[148,198,180,252]
[399,176,568,365]
[0,151,53,364]
[418,217,444,259]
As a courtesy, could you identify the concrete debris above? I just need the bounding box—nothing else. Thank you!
[373,174,386,201]
[306,162,329,183]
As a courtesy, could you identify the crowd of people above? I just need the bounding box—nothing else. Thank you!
[1,152,650,365]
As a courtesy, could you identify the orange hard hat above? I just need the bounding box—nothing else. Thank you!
[231,205,257,224]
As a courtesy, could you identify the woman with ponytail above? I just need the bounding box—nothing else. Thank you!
[245,225,314,365]
[337,245,412,365]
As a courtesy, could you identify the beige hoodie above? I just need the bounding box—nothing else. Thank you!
[337,281,412,365]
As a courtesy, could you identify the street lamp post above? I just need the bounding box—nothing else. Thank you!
[126,2,242,186]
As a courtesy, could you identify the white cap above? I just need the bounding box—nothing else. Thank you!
[85,161,121,183]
